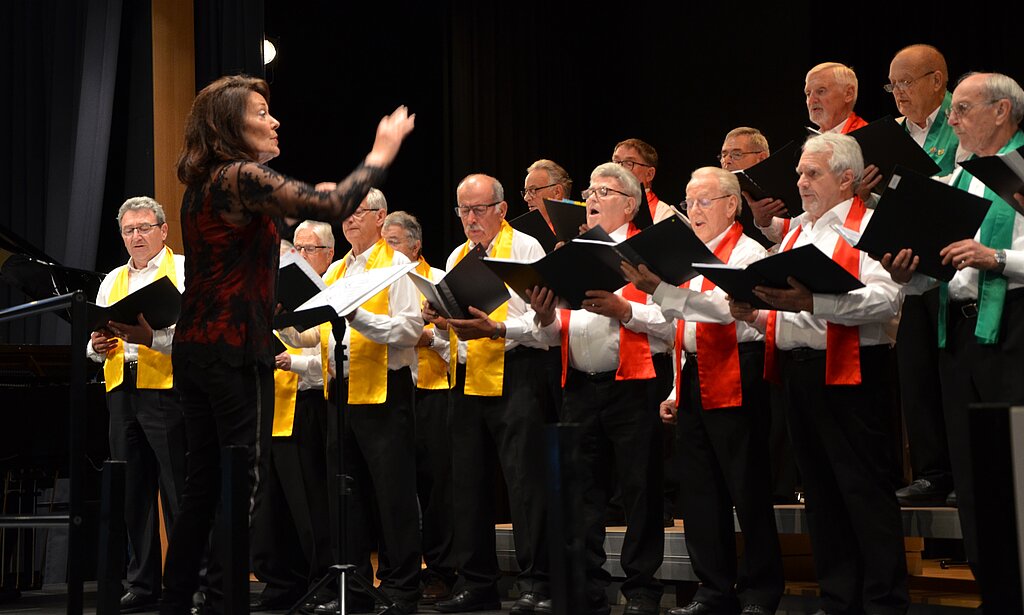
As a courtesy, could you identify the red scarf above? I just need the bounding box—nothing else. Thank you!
[648,191,661,219]
[560,223,656,384]
[675,222,745,409]
[841,112,868,134]
[764,197,867,385]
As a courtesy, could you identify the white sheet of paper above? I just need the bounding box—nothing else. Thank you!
[296,262,417,317]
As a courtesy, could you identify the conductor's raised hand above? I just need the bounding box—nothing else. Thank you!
[365,106,416,168]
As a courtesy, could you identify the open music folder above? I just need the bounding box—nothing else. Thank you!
[408,244,510,320]
[693,244,864,311]
[959,143,1024,216]
[834,165,991,282]
[88,275,181,331]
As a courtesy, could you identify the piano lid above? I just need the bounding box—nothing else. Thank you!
[0,222,104,317]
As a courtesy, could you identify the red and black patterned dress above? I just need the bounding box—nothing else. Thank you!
[174,160,385,367]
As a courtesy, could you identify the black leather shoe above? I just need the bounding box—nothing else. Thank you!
[511,592,551,615]
[668,602,720,615]
[946,490,958,507]
[314,597,377,614]
[434,589,501,613]
[623,595,659,615]
[740,605,774,615]
[121,591,159,613]
[895,478,950,507]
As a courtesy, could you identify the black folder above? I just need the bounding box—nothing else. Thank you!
[277,261,327,311]
[959,144,1024,216]
[734,140,804,218]
[611,216,721,286]
[88,275,181,331]
[483,239,627,310]
[508,209,557,253]
[848,165,991,281]
[847,116,941,190]
[410,244,510,320]
[693,244,865,311]
[543,199,590,242]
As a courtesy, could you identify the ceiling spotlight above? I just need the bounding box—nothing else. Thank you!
[263,39,277,65]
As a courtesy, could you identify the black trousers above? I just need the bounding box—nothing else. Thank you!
[329,368,421,603]
[676,344,783,612]
[896,289,952,489]
[252,389,333,600]
[415,386,456,583]
[939,290,1024,585]
[781,345,909,615]
[161,359,275,614]
[561,368,663,603]
[106,364,187,600]
[448,347,550,596]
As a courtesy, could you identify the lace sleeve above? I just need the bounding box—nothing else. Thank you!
[223,161,387,223]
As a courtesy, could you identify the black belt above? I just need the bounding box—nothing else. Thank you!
[684,341,763,364]
[949,287,1024,320]
[572,368,617,383]
[779,344,889,363]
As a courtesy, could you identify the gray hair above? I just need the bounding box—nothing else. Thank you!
[689,167,743,216]
[117,196,166,228]
[723,127,770,156]
[365,187,388,212]
[807,62,859,105]
[382,210,423,244]
[802,133,864,187]
[960,72,1024,126]
[526,159,573,199]
[590,162,643,201]
[294,219,335,248]
[457,174,505,203]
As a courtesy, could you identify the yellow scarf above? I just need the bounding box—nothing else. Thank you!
[416,258,449,390]
[272,333,302,437]
[322,239,393,404]
[450,220,513,397]
[103,246,176,392]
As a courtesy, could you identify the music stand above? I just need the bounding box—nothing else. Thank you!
[286,316,398,615]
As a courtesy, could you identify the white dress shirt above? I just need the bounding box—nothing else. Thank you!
[328,243,424,380]
[285,335,336,391]
[86,248,185,363]
[946,169,1024,301]
[751,198,902,349]
[536,224,675,373]
[446,227,548,364]
[652,228,767,353]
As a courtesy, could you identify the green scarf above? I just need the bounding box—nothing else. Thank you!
[904,92,960,176]
[938,130,1024,347]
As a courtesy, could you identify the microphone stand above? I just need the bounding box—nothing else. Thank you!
[287,316,398,615]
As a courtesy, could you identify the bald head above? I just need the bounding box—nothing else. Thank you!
[888,45,949,125]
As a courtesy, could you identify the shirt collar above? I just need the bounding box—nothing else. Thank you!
[127,247,165,273]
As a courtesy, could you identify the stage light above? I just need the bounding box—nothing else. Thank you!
[263,39,277,65]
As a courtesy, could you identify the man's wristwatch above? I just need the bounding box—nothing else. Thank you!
[994,249,1007,274]
[489,322,504,340]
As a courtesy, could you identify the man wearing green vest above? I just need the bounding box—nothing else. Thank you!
[886,44,962,508]
[885,72,1024,613]
[86,196,186,613]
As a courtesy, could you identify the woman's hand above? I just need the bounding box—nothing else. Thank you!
[365,106,416,168]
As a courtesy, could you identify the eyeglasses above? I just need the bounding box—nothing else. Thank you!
[944,99,1002,121]
[294,245,329,254]
[349,207,382,219]
[454,201,502,218]
[612,159,654,171]
[520,183,558,199]
[717,150,764,162]
[680,195,731,212]
[121,223,159,236]
[883,71,936,93]
[581,186,631,200]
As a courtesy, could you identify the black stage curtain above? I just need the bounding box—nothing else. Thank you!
[194,0,266,90]
[1,0,124,344]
